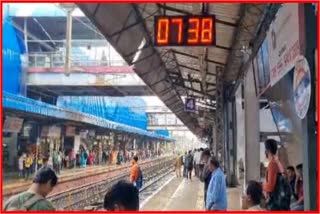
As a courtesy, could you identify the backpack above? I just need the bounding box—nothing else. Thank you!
[5,193,44,211]
[136,167,143,190]
[266,173,292,210]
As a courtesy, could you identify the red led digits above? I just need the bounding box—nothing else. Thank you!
[188,18,200,44]
[201,18,213,44]
[157,18,169,45]
[155,16,215,46]
[171,18,183,44]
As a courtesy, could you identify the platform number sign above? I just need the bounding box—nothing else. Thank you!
[185,98,196,112]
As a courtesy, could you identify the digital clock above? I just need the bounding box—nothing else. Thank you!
[154,15,216,46]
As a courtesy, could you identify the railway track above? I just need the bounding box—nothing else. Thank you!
[48,156,175,210]
[84,169,175,210]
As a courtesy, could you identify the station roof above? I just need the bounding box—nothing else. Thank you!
[77,3,280,137]
[3,92,174,142]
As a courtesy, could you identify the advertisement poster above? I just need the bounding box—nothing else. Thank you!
[268,4,300,86]
[293,55,311,119]
[3,116,24,133]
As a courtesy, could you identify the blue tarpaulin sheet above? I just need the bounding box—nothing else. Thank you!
[3,92,174,142]
[155,130,170,137]
[2,15,25,95]
[57,96,148,130]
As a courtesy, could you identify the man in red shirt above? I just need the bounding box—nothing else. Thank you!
[263,139,284,194]
[130,156,139,187]
[263,139,290,211]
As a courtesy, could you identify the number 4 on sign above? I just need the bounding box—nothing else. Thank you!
[185,98,196,112]
[187,100,194,109]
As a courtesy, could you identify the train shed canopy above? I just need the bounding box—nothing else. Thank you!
[76,3,278,137]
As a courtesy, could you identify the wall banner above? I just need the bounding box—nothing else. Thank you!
[268,4,301,86]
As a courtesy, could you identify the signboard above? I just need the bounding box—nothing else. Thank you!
[65,126,76,137]
[267,4,300,86]
[22,123,33,137]
[154,15,216,46]
[80,130,88,139]
[185,97,196,112]
[41,126,61,137]
[3,116,23,133]
[293,55,311,119]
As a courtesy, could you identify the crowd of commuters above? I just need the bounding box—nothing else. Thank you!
[15,146,163,180]
[7,138,305,211]
[173,138,304,211]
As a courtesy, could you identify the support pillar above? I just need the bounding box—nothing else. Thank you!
[301,4,317,210]
[244,66,260,183]
[225,98,238,187]
[24,17,28,54]
[215,66,225,166]
[64,6,74,76]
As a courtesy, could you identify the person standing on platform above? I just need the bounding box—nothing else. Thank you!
[41,157,50,169]
[174,153,183,178]
[37,156,43,171]
[18,153,24,178]
[130,156,139,187]
[185,150,194,180]
[198,148,205,176]
[193,149,198,177]
[76,150,81,168]
[200,149,212,208]
[89,151,94,166]
[196,149,202,177]
[81,150,88,168]
[263,139,290,210]
[206,157,227,211]
[290,164,304,211]
[24,154,33,180]
[286,166,297,195]
[182,152,187,178]
[52,150,59,173]
[69,149,76,169]
[4,167,58,211]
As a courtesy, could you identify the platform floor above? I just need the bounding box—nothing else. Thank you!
[141,176,241,211]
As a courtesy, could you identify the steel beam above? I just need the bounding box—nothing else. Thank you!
[172,50,226,66]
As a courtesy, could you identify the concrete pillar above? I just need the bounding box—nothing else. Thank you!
[65,7,74,76]
[301,4,317,210]
[3,133,18,167]
[244,66,260,183]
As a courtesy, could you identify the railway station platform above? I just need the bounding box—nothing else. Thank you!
[141,176,241,211]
